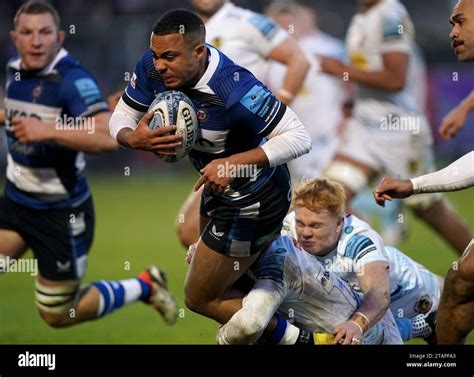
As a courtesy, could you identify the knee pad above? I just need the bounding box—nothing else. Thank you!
[324,160,368,193]
[35,280,79,314]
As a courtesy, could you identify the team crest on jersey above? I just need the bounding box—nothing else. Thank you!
[32,82,43,100]
[320,276,328,287]
[196,108,208,122]
[414,295,433,314]
[344,226,354,234]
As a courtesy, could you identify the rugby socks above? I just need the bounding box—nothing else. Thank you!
[267,315,301,344]
[93,278,151,317]
[395,318,413,341]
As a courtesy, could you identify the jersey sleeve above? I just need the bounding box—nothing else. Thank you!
[378,4,413,54]
[344,230,388,271]
[244,14,289,57]
[225,76,288,137]
[281,211,298,239]
[60,69,109,118]
[122,51,156,112]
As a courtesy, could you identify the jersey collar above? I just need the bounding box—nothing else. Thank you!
[191,45,220,94]
[7,48,68,76]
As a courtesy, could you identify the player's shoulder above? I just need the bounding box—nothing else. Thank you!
[339,214,384,260]
[208,47,260,106]
[229,2,280,39]
[256,236,299,276]
[55,51,99,87]
[378,0,408,16]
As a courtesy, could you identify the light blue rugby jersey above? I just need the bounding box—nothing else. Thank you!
[123,45,288,198]
[4,48,109,209]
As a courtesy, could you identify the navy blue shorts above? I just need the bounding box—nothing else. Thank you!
[0,196,94,281]
[200,165,291,257]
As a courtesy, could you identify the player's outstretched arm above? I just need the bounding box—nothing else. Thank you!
[439,91,474,140]
[268,37,310,105]
[320,52,409,92]
[374,151,474,206]
[0,109,5,125]
[11,112,118,154]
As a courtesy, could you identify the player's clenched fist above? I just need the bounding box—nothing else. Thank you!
[373,177,414,207]
[12,116,53,143]
[125,112,181,154]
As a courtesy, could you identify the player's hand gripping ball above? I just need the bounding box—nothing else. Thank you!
[148,90,198,162]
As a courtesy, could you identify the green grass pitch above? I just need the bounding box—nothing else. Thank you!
[0,173,472,344]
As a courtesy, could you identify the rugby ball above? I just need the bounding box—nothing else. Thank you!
[148,90,198,162]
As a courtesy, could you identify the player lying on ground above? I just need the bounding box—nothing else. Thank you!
[215,235,403,345]
[282,178,442,342]
[320,0,472,255]
[109,10,311,330]
[373,0,474,344]
[176,0,310,248]
[0,1,178,328]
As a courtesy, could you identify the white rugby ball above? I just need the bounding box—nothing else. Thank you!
[148,90,198,162]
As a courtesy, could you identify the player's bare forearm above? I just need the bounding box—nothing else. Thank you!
[322,52,408,91]
[0,109,5,125]
[356,262,391,326]
[268,38,310,104]
[460,91,474,111]
[228,146,270,169]
[346,65,406,91]
[52,112,118,154]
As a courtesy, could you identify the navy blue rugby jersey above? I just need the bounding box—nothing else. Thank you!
[4,48,109,209]
[123,45,289,198]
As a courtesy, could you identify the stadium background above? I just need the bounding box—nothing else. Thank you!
[0,0,472,344]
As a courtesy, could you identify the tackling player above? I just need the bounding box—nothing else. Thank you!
[320,0,472,255]
[0,1,178,328]
[282,178,443,342]
[374,0,474,344]
[176,0,310,248]
[109,10,311,327]
[216,235,403,345]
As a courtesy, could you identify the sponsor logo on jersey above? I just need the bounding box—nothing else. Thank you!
[74,78,101,105]
[414,294,433,314]
[240,85,271,115]
[211,224,225,239]
[344,226,354,234]
[56,260,72,273]
[32,82,43,101]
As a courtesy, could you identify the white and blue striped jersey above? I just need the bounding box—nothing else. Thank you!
[282,212,442,318]
[230,235,402,344]
[252,236,361,333]
[4,48,108,209]
[123,45,289,199]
